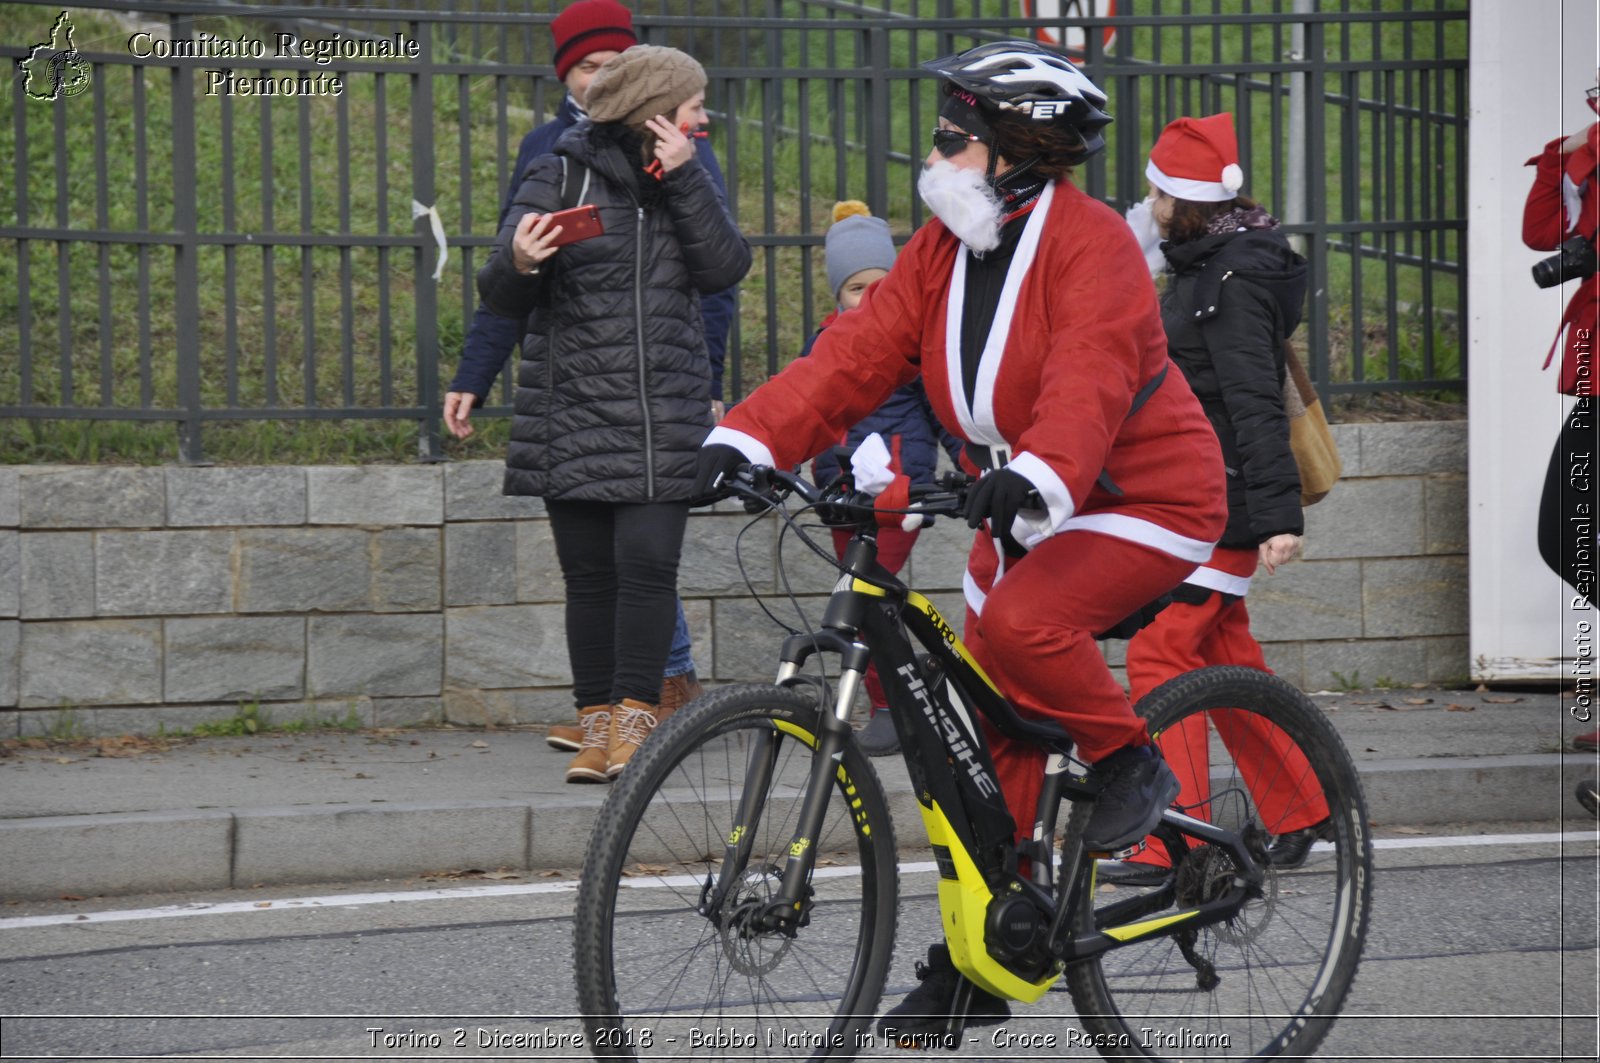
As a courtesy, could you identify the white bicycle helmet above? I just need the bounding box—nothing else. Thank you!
[923,39,1112,158]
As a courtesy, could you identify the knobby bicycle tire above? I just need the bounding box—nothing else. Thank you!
[1062,665,1373,1061]
[573,684,899,1061]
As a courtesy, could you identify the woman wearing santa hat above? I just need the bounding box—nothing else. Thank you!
[694,39,1228,1033]
[1098,112,1332,886]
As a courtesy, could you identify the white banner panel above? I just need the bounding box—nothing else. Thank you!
[1468,0,1597,698]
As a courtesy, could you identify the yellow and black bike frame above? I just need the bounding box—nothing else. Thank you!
[701,529,1267,1003]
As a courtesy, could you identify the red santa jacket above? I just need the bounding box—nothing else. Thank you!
[710,180,1226,565]
[1524,128,1599,396]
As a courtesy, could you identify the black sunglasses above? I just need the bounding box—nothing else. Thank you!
[931,127,986,158]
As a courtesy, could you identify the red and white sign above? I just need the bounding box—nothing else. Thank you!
[1023,0,1117,59]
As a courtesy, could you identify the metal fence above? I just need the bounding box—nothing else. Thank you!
[1,0,1468,462]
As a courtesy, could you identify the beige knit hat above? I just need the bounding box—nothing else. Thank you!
[584,45,707,130]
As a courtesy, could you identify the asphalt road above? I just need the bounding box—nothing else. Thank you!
[0,825,1594,1062]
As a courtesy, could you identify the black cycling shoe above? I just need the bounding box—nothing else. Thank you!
[1094,858,1173,887]
[1082,744,1182,852]
[876,944,1010,1046]
[1266,818,1335,868]
[855,711,899,758]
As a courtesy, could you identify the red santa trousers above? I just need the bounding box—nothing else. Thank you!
[1125,545,1330,866]
[832,525,920,711]
[964,528,1200,847]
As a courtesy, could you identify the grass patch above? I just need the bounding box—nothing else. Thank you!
[187,699,368,737]
[2,0,1468,463]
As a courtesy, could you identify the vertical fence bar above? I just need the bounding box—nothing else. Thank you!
[222,89,240,409]
[172,15,205,462]
[340,83,357,409]
[412,21,444,461]
[15,75,33,406]
[261,86,279,407]
[376,73,394,411]
[866,24,891,217]
[1305,12,1330,394]
[95,64,114,407]
[135,63,153,409]
[53,81,73,409]
[299,93,317,412]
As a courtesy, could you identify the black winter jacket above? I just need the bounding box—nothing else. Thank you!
[1160,229,1307,548]
[477,122,752,502]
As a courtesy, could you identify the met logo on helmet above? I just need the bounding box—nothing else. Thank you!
[1026,99,1073,121]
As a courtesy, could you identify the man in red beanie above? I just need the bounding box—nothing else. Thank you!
[447,0,736,749]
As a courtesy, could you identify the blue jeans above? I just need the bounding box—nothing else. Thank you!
[664,597,696,677]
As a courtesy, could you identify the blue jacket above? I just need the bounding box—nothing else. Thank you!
[451,94,738,400]
[801,313,965,488]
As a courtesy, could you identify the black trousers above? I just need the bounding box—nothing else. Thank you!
[1539,399,1597,607]
[546,499,691,708]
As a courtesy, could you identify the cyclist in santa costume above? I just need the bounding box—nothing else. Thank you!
[694,39,1227,1029]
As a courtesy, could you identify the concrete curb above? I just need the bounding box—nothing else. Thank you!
[1,754,1586,901]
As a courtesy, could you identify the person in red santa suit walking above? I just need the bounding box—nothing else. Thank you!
[1523,78,1599,757]
[1097,113,1332,887]
[692,39,1228,1031]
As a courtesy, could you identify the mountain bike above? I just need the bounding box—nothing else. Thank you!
[573,464,1372,1061]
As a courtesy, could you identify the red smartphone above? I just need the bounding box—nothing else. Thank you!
[542,204,604,247]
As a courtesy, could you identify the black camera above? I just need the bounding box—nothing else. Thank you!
[1532,234,1598,289]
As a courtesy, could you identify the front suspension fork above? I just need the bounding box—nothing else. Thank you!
[702,635,871,930]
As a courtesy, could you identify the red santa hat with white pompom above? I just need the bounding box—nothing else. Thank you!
[1146,112,1245,203]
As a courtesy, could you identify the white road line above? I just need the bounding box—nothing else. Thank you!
[1,831,1593,931]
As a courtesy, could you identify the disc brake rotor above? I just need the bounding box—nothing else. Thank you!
[718,866,795,975]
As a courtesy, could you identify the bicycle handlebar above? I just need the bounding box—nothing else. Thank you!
[727,464,972,526]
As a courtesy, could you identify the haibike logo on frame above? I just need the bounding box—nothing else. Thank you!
[895,663,1000,799]
[22,11,92,102]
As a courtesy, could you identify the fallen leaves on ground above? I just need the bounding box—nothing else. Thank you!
[1446,703,1476,712]
[621,864,672,877]
[1,734,176,760]
[1482,696,1525,704]
[419,866,523,881]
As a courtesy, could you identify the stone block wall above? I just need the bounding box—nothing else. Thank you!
[0,421,1468,737]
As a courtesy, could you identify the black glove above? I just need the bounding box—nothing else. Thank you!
[692,443,747,503]
[965,467,1036,557]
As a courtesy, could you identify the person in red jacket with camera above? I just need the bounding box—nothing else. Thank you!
[1524,79,1599,759]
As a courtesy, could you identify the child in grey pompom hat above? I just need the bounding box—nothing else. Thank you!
[824,200,897,308]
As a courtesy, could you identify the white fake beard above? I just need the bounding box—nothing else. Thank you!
[1125,196,1168,278]
[918,160,1005,253]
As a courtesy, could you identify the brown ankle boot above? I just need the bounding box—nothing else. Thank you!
[657,670,704,721]
[547,715,583,752]
[564,704,614,784]
[606,698,662,778]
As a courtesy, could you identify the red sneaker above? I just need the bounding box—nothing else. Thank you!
[1575,729,1599,752]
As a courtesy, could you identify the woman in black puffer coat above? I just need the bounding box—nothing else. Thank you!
[473,46,751,784]
[1102,114,1330,885]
